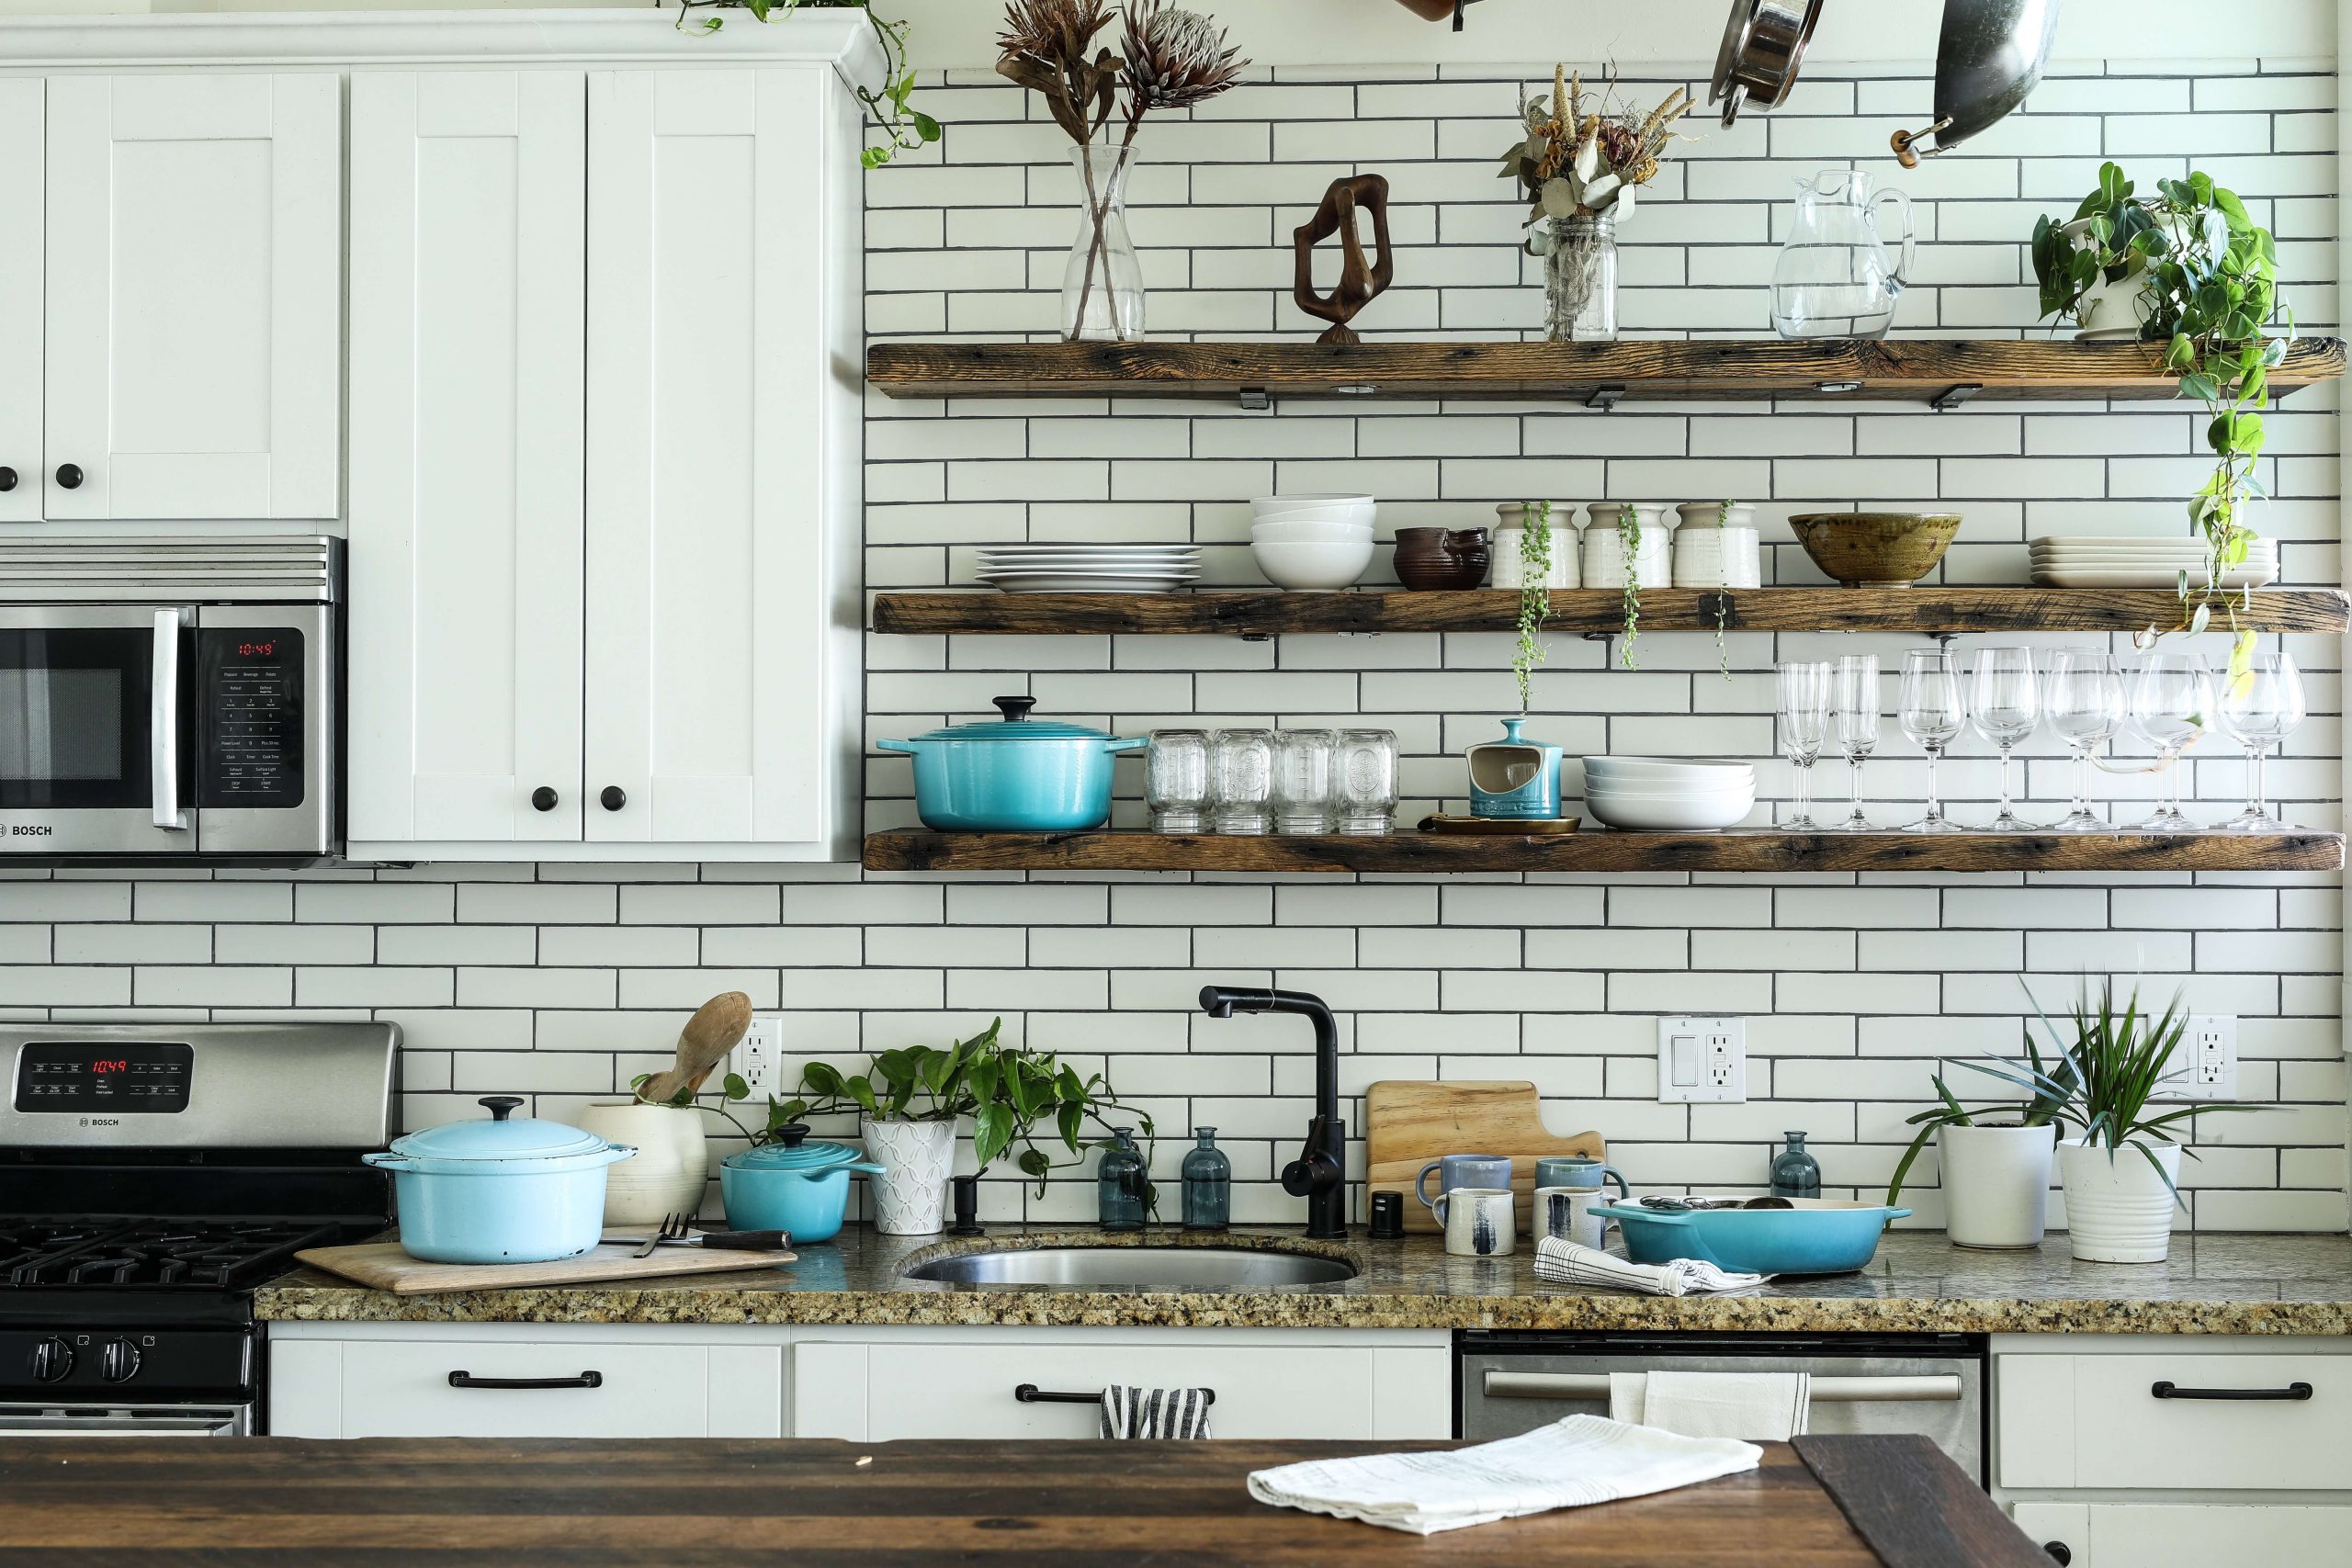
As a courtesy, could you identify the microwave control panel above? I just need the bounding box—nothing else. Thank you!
[14,1041,194,1113]
[198,627,304,808]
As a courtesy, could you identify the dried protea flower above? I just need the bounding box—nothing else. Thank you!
[1000,0,1117,71]
[1121,1,1247,110]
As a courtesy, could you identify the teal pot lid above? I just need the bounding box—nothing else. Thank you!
[902,695,1114,743]
[386,1096,616,1166]
[725,1123,881,1173]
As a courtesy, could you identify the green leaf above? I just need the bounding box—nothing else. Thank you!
[721,1072,750,1101]
[911,111,941,141]
[973,1103,1013,1168]
[1015,1145,1052,1179]
[1057,1100,1084,1153]
[802,1061,844,1098]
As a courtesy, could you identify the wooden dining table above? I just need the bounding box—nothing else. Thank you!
[0,1432,2050,1565]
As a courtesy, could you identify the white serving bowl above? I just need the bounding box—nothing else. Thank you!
[1251,507,1377,532]
[1253,493,1374,515]
[1250,536,1375,592]
[1250,520,1377,544]
[1584,784,1756,831]
[1583,756,1756,784]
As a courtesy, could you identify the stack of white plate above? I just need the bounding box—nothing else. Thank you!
[2030,536,2278,590]
[1580,756,1757,831]
[1250,494,1375,591]
[978,544,1201,594]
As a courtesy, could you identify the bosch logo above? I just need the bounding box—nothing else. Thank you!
[80,1117,119,1127]
[9,825,52,837]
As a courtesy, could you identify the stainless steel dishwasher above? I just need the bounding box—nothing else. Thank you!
[1456,1331,1988,1483]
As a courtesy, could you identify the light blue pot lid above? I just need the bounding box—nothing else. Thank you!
[725,1123,879,1173]
[902,694,1113,743]
[387,1095,616,1166]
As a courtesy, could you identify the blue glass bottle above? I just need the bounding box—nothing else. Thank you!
[1182,1127,1231,1231]
[1770,1131,1822,1199]
[1098,1127,1148,1232]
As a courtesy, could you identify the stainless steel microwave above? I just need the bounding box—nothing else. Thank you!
[0,536,337,863]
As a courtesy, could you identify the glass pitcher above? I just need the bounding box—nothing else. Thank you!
[1770,169,1915,339]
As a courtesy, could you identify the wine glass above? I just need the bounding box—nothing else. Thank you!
[2215,650,2306,830]
[1897,646,1967,833]
[1776,660,1833,830]
[2128,653,2213,832]
[1830,654,1879,831]
[2044,649,2124,832]
[1970,647,2040,832]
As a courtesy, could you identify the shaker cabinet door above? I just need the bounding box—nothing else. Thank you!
[346,71,588,846]
[43,73,340,520]
[0,78,40,525]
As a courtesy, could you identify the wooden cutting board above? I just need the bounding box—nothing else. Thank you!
[1365,1079,1604,1235]
[296,1241,798,1296]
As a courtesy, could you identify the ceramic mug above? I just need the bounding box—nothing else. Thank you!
[1532,1156,1630,1201]
[1431,1186,1515,1258]
[1535,1184,1614,1250]
[1415,1153,1512,1210]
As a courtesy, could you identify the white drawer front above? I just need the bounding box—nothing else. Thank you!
[2011,1502,2352,1568]
[333,1340,717,1438]
[1999,1352,2351,1491]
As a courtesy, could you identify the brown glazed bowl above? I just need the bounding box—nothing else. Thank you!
[1394,526,1491,591]
[1788,513,1961,586]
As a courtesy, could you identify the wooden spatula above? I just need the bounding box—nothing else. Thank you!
[639,991,754,1103]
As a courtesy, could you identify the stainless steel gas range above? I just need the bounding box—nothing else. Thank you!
[0,1022,398,1435]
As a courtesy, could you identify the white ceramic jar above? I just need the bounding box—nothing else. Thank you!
[861,1114,959,1235]
[1492,502,1580,591]
[573,1100,711,1226]
[2057,1137,2181,1262]
[1582,502,1669,589]
[1938,1122,2056,1249]
[1672,501,1762,589]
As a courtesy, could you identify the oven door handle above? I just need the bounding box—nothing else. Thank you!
[0,1407,246,1437]
[151,608,189,831]
[1480,1371,1964,1403]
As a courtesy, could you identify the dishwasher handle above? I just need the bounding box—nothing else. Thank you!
[1480,1371,1964,1404]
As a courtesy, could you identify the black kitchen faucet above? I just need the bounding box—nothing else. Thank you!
[1196,987,1347,1239]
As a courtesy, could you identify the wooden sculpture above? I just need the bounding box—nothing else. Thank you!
[1292,174,1395,345]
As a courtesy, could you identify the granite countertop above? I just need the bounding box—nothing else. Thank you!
[255,1226,2352,1335]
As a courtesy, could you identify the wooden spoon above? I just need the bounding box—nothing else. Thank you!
[639,991,754,1104]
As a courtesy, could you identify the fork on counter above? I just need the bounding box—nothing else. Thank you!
[631,1213,691,1258]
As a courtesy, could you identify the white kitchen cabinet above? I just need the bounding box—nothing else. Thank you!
[42,73,339,520]
[0,78,40,525]
[2008,1502,2350,1568]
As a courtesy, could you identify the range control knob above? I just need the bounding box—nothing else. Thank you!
[99,1338,141,1383]
[28,1337,72,1382]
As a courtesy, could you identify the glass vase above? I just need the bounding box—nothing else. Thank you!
[1097,1127,1148,1232]
[1181,1128,1231,1231]
[1542,213,1617,343]
[1062,144,1145,344]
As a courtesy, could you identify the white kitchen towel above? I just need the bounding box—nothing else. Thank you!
[1608,1371,1812,1441]
[1246,1415,1759,1536]
[1532,1236,1771,1296]
[1099,1385,1214,1439]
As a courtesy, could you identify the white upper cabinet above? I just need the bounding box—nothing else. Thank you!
[43,73,340,520]
[346,71,588,848]
[0,78,40,525]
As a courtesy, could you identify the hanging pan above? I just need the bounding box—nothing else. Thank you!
[1892,0,2065,166]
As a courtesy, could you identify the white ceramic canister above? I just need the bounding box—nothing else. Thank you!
[1492,503,1581,591]
[1672,501,1762,589]
[1582,502,1670,589]
[1939,1122,2057,1250]
[861,1114,960,1235]
[573,1100,710,1226]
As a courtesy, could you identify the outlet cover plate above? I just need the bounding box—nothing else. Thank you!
[728,1015,785,1098]
[2154,1013,2238,1100]
[1658,1015,1747,1104]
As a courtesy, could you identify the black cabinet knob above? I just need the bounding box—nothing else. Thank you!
[2043,1544,2072,1565]
[530,786,559,813]
[600,785,627,812]
[99,1338,141,1383]
[0,467,16,492]
[28,1337,72,1383]
[54,463,82,491]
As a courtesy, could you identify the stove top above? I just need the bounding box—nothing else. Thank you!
[0,1217,359,1291]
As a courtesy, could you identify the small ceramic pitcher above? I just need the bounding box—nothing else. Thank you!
[1432,1186,1515,1258]
[1393,527,1491,591]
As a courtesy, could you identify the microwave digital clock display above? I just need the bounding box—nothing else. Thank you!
[14,1041,193,1112]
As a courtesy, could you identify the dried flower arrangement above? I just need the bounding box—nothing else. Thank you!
[1499,66,1692,228]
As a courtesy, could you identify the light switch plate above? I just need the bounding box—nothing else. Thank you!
[2154,1013,2237,1100]
[728,1015,785,1098]
[1658,1016,1747,1104]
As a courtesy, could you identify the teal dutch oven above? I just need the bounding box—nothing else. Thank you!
[721,1125,885,1244]
[877,695,1147,831]
[1592,1199,1909,1276]
[365,1096,635,1265]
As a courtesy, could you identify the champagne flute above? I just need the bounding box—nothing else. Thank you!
[1898,646,1967,833]
[2128,653,2212,832]
[1830,653,1879,831]
[1776,660,1833,830]
[1970,647,2040,831]
[2044,648,2124,832]
[2215,650,2306,831]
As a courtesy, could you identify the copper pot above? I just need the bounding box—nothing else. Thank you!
[1394,527,1491,591]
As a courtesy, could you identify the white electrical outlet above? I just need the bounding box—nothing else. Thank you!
[1658,1016,1747,1104]
[728,1015,785,1098]
[2155,1014,2238,1100]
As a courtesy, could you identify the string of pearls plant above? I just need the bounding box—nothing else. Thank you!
[1511,501,1555,714]
[1615,502,1642,669]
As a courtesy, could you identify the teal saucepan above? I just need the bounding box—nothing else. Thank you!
[1591,1198,1910,1276]
[877,695,1147,831]
[720,1125,885,1245]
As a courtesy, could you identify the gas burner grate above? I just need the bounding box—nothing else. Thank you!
[0,1219,345,1290]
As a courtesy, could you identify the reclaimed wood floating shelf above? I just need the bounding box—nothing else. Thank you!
[872,587,2352,638]
[865,829,2346,875]
[865,337,2348,404]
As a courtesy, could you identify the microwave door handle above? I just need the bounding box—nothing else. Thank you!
[152,609,188,831]
[1480,1371,1963,1403]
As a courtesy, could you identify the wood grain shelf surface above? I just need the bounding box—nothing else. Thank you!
[872,587,2352,637]
[865,829,2346,875]
[866,337,2348,403]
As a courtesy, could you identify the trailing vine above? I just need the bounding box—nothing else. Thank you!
[674,0,940,170]
[1616,502,1642,669]
[1711,498,1735,681]
[1511,501,1554,714]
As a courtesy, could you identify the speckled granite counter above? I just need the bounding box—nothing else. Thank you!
[254,1227,2352,1336]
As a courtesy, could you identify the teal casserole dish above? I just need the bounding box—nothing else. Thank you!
[1591,1199,1909,1276]
[877,696,1147,832]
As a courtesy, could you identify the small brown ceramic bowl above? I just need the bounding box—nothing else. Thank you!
[1393,526,1491,591]
[1788,513,1961,586]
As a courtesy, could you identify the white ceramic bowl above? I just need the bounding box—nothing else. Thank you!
[1583,756,1755,784]
[1585,784,1756,831]
[1251,536,1375,592]
[1253,493,1374,514]
[1251,507,1377,532]
[1250,520,1376,544]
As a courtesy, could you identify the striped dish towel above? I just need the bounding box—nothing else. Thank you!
[1533,1236,1770,1296]
[1100,1385,1214,1439]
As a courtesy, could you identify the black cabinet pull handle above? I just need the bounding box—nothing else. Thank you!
[2151,1380,2312,1402]
[448,1371,604,1391]
[530,786,558,812]
[54,463,82,490]
[2042,1543,2071,1565]
[0,467,16,492]
[1012,1383,1214,1406]
[601,785,627,811]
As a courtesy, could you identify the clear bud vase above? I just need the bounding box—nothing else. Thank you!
[1542,212,1617,343]
[1063,144,1146,343]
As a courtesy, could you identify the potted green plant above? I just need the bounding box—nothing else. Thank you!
[1886,1017,2079,1250]
[720,1019,1155,1235]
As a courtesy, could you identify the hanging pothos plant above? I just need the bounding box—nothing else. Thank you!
[2031,162,2292,687]
[1510,501,1555,713]
[675,0,940,169]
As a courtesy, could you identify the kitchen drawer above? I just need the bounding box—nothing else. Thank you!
[295,1338,780,1438]
[2010,1502,2352,1568]
[1998,1352,2351,1491]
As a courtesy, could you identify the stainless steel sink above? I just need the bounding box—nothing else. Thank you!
[902,1246,1356,1291]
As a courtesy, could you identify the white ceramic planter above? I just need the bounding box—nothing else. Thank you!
[2058,1137,2181,1263]
[1492,526,1579,590]
[1939,1122,2056,1249]
[572,1100,709,1226]
[861,1115,957,1235]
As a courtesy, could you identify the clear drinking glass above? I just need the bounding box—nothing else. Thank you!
[2128,653,2213,832]
[1970,647,2040,832]
[2216,650,2306,831]
[1776,660,1833,830]
[1831,653,1880,831]
[2044,649,2124,832]
[1271,728,1339,835]
[1145,728,1210,835]
[1208,728,1274,836]
[1898,646,1967,833]
[1333,728,1400,835]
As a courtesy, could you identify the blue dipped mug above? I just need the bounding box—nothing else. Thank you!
[1416,1153,1512,1209]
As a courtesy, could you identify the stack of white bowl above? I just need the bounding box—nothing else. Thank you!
[1580,756,1757,831]
[1250,494,1376,591]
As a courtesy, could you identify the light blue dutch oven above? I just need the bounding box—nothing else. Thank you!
[877,696,1147,832]
[721,1125,885,1245]
[1591,1198,1910,1277]
[366,1096,635,1265]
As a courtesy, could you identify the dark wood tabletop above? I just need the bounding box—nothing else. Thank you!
[0,1433,2047,1566]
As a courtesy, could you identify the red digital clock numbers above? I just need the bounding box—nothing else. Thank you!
[92,1059,128,1075]
[235,640,277,659]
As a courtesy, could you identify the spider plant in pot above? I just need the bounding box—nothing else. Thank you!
[1885,1015,2079,1250]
